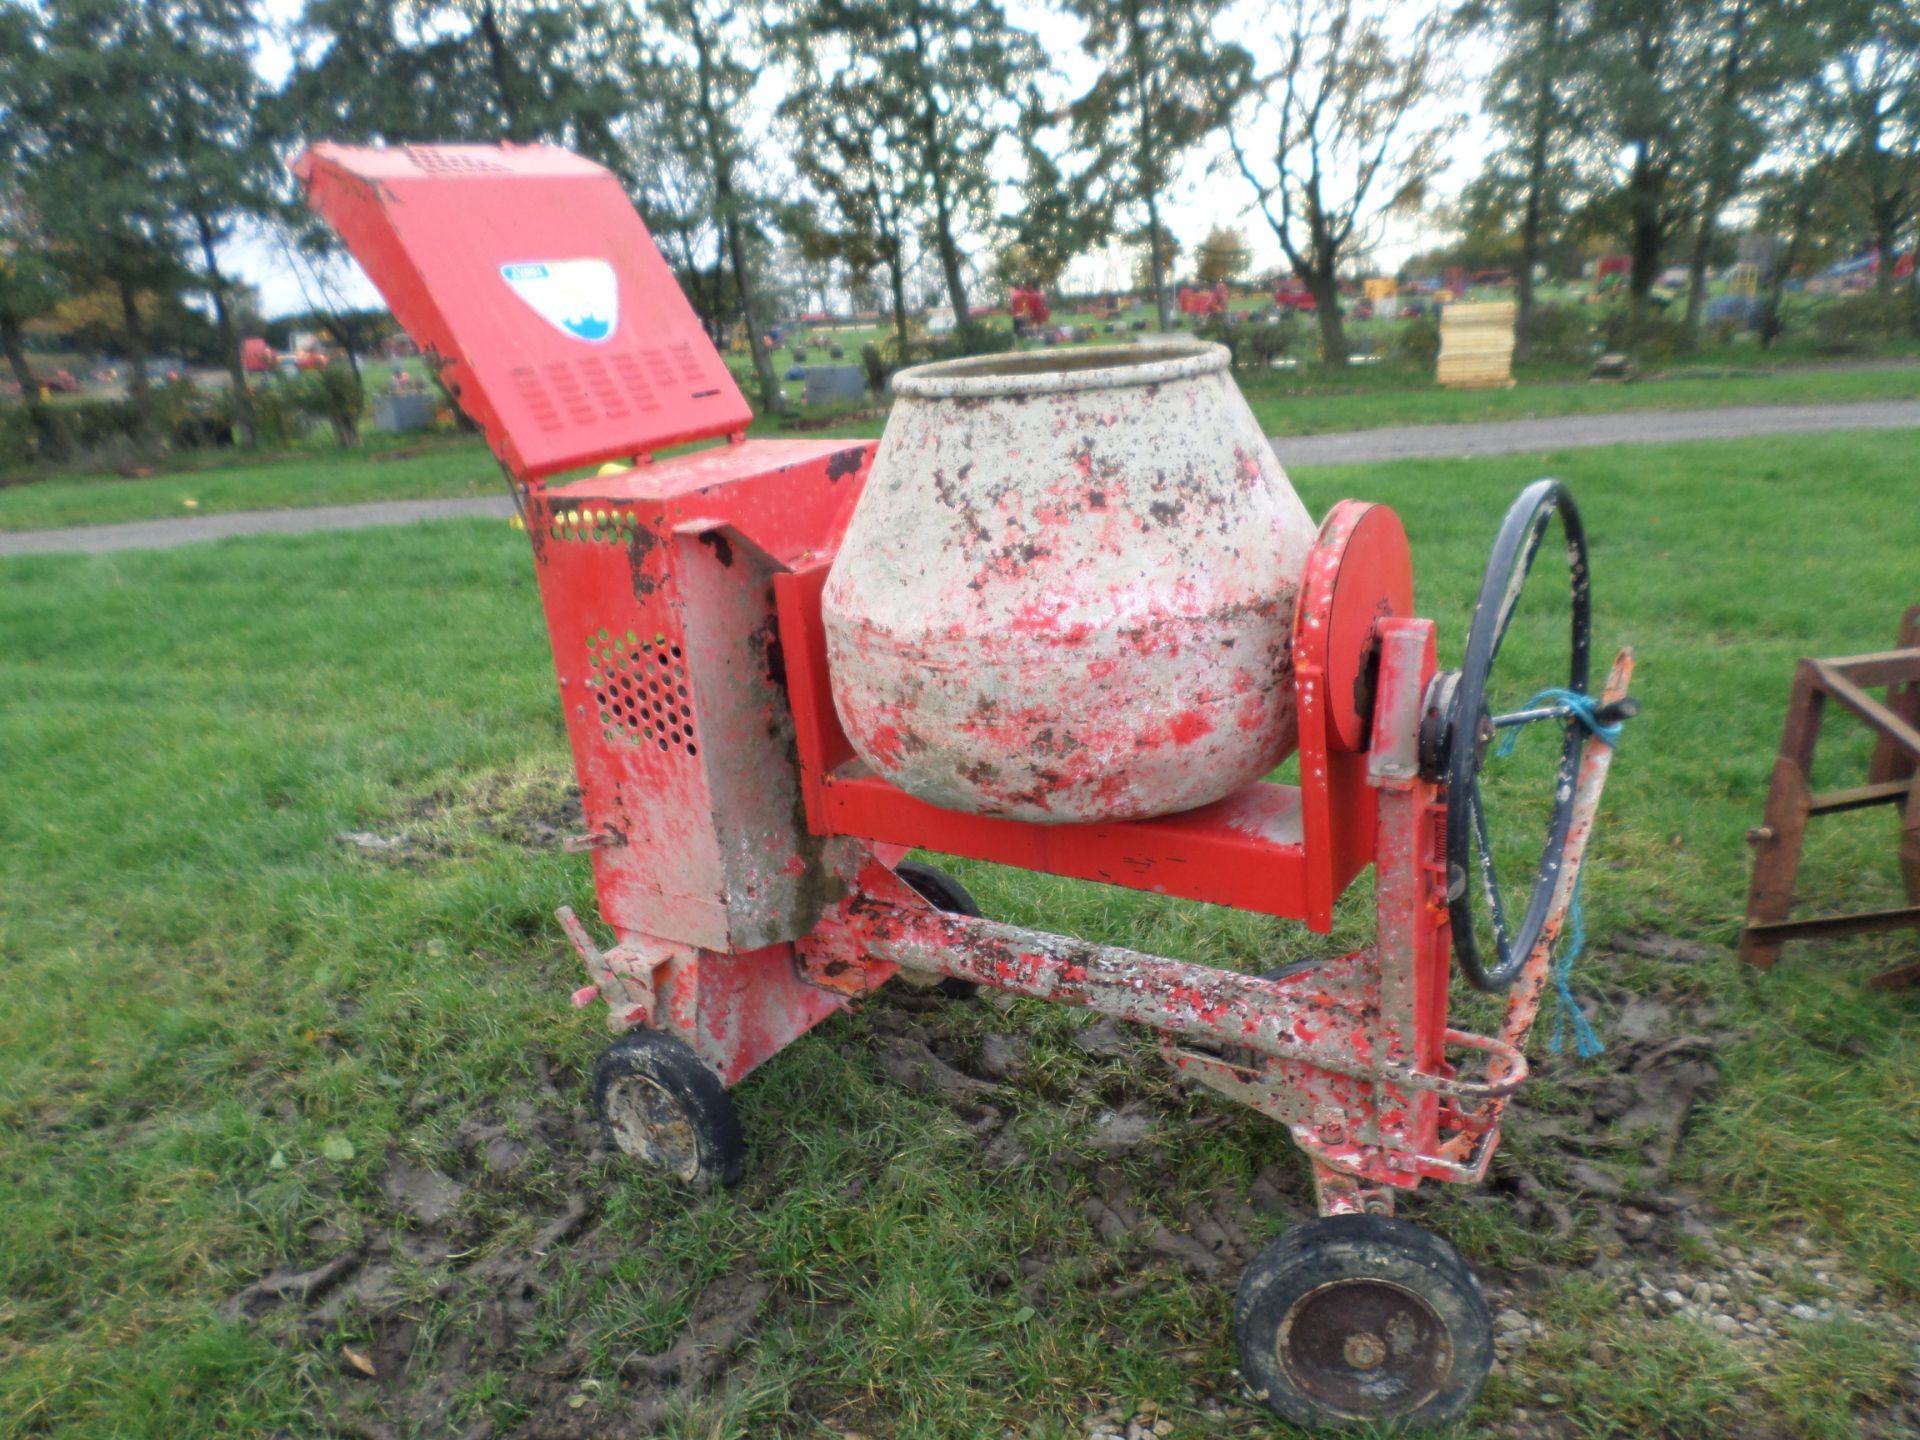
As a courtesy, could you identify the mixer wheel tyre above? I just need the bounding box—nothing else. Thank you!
[591,1029,744,1189]
[1233,1214,1493,1431]
[895,861,983,1000]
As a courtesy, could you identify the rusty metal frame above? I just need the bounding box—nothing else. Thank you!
[1740,606,1920,990]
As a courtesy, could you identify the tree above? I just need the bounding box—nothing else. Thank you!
[1568,0,1753,338]
[3,0,285,450]
[283,1,637,159]
[1005,88,1107,295]
[1130,224,1183,293]
[0,198,72,460]
[0,9,69,458]
[143,0,285,446]
[773,199,851,318]
[776,0,1038,337]
[639,0,783,412]
[1669,0,1811,347]
[1815,0,1920,300]
[1749,154,1845,346]
[615,72,731,338]
[276,228,389,379]
[1195,225,1251,284]
[1225,0,1459,366]
[779,71,919,357]
[1461,0,1587,357]
[1558,0,1822,346]
[3,0,188,452]
[1066,0,1245,331]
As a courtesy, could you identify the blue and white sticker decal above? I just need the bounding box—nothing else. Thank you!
[500,259,619,343]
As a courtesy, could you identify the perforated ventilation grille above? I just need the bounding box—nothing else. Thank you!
[405,147,511,175]
[547,506,642,544]
[586,628,697,757]
[510,352,669,434]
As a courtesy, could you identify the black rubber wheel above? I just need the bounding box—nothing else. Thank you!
[591,1028,745,1188]
[1234,1214,1493,1432]
[895,860,981,999]
[1442,478,1591,992]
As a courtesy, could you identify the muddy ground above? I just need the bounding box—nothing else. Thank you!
[263,784,1920,1437]
[225,981,1920,1439]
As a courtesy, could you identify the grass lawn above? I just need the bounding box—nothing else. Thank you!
[1237,355,1920,435]
[750,351,1920,442]
[3,358,1917,535]
[3,432,1918,1438]
[0,436,504,533]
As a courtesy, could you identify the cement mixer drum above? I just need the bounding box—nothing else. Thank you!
[822,341,1319,823]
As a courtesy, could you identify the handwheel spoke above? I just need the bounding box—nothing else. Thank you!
[1485,504,1554,665]
[1470,780,1511,961]
[1491,701,1574,729]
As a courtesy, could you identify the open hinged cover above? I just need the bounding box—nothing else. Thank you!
[295,142,752,482]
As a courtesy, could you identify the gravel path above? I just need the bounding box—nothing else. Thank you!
[1270,397,1920,467]
[4,399,1916,559]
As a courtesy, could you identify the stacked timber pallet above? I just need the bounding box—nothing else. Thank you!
[1436,301,1517,389]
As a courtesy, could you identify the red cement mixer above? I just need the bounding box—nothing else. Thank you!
[298,141,1635,1431]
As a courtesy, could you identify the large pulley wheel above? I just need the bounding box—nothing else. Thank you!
[1425,479,1592,992]
[591,1028,745,1188]
[1234,1214,1494,1430]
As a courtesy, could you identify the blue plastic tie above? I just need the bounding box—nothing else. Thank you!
[1489,687,1622,1058]
[1548,871,1605,1058]
[1494,687,1624,758]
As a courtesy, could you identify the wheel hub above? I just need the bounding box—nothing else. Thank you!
[603,1073,701,1181]
[1341,1331,1388,1369]
[1277,1277,1452,1418]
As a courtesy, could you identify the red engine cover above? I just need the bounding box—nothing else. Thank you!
[294,142,752,481]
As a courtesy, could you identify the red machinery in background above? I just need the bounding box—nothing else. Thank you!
[1009,283,1050,333]
[299,142,1634,1432]
[1273,276,1319,312]
[1178,281,1229,318]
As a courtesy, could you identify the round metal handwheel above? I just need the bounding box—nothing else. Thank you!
[1233,1214,1494,1431]
[894,860,983,999]
[1428,479,1594,992]
[591,1028,744,1188]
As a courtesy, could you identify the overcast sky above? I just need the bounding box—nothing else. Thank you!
[231,0,1496,317]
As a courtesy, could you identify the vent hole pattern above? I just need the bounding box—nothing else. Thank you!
[549,507,644,544]
[639,347,679,389]
[513,352,666,430]
[610,353,661,412]
[407,147,511,175]
[510,367,563,434]
[586,627,699,757]
[542,362,597,428]
[668,341,707,383]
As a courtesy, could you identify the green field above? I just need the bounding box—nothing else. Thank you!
[3,358,1917,534]
[0,437,504,533]
[2,431,1917,1438]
